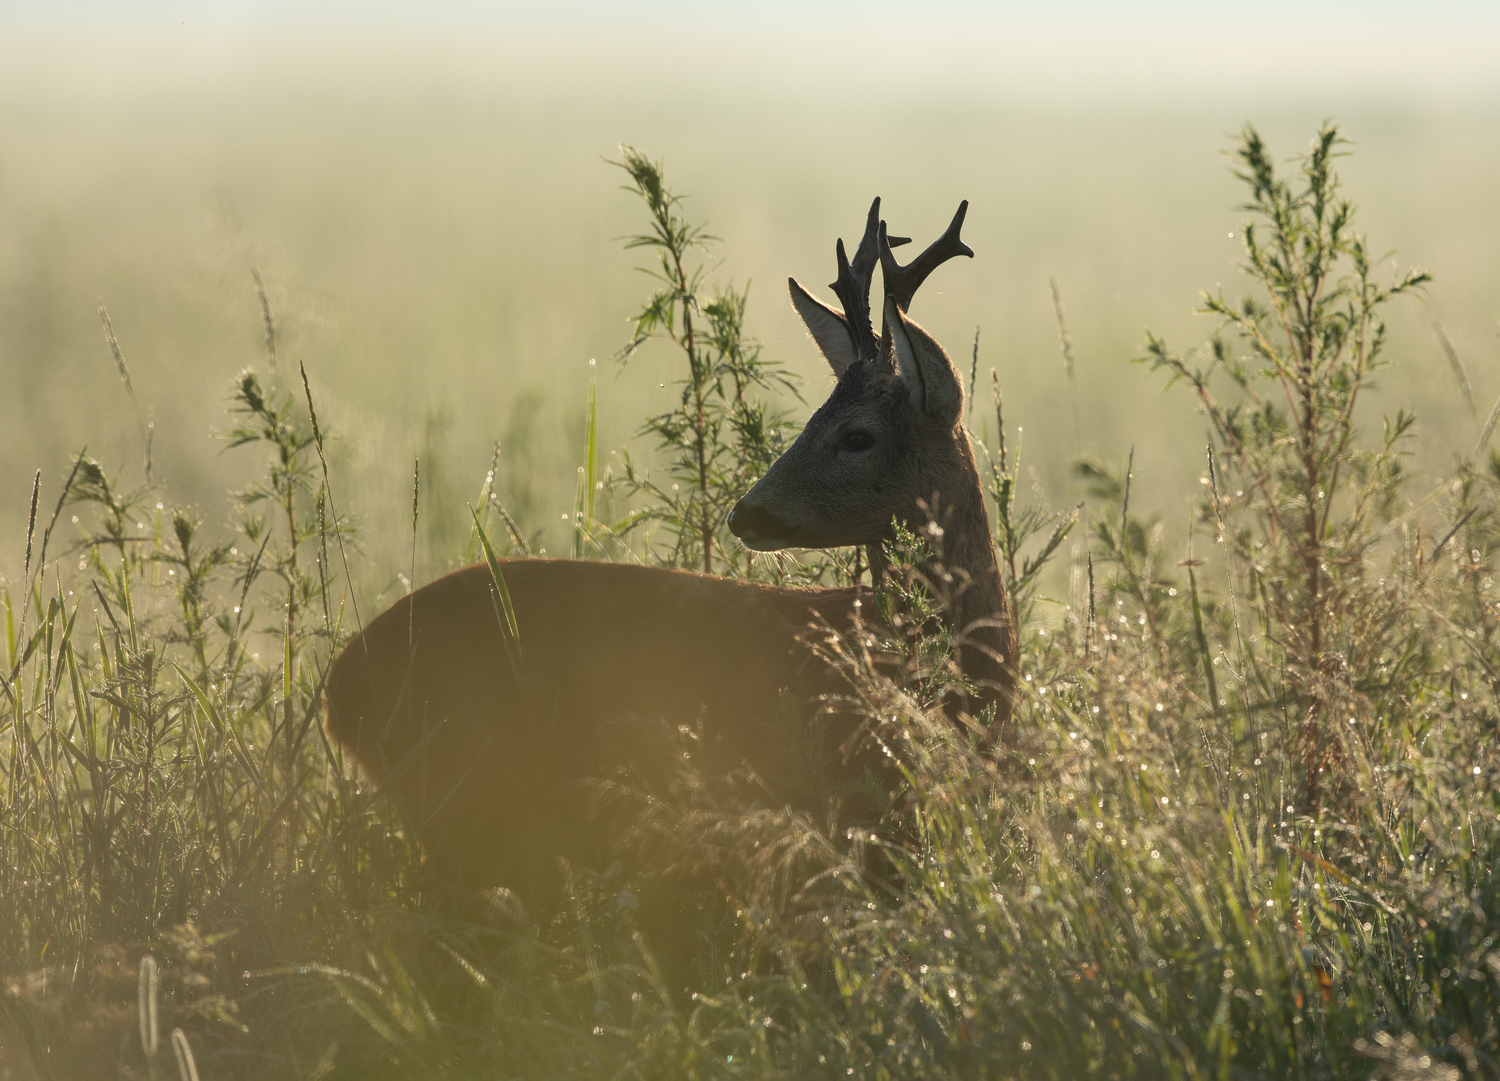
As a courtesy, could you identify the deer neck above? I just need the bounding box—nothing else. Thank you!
[865,427,1016,718]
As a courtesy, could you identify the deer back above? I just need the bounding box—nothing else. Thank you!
[324,560,880,891]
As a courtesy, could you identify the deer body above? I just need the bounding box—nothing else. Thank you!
[325,560,874,889]
[324,199,1017,896]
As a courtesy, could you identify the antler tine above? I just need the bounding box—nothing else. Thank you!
[829,197,911,364]
[879,200,973,313]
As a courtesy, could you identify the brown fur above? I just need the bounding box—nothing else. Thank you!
[324,561,881,894]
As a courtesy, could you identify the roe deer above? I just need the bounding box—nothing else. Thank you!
[323,198,1017,897]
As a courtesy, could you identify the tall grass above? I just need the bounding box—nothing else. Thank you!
[3,125,1498,1080]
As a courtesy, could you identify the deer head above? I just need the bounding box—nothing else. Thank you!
[728,199,977,554]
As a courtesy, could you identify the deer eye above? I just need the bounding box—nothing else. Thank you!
[842,431,875,452]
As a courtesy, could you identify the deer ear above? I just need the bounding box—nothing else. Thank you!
[884,296,963,421]
[789,277,859,376]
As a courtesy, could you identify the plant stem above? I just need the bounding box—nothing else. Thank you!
[283,456,298,879]
[670,246,712,574]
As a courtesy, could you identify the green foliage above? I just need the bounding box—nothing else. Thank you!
[979,368,1080,623]
[1139,122,1431,814]
[607,146,805,581]
[3,126,1499,1081]
[0,369,412,1077]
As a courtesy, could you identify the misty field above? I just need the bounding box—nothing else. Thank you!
[3,83,1499,590]
[3,66,1500,1080]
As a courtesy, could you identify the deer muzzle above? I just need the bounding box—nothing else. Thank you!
[727,500,794,552]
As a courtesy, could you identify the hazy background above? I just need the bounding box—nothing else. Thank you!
[2,1,1498,607]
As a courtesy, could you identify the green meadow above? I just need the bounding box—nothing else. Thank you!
[4,48,1500,1078]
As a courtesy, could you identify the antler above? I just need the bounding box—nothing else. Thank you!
[830,197,910,364]
[878,200,973,312]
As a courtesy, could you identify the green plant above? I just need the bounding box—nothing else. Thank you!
[608,146,805,581]
[980,368,1079,625]
[1139,122,1430,814]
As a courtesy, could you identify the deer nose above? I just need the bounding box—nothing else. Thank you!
[727,500,786,542]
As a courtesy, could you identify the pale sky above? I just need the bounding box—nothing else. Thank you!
[4,0,1498,101]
